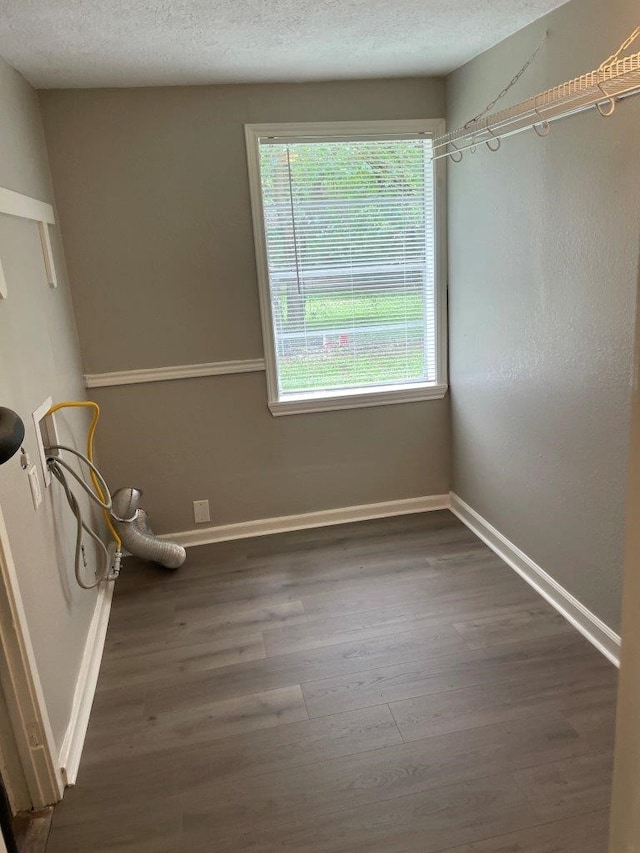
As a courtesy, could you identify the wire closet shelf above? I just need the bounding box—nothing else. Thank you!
[433,26,640,162]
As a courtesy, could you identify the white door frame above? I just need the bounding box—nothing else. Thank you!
[609,275,640,850]
[0,503,63,810]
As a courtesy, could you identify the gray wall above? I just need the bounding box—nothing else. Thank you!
[39,79,450,534]
[446,0,640,632]
[0,57,100,755]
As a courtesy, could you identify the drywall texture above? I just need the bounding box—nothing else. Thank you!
[446,0,640,632]
[39,79,450,532]
[0,0,568,88]
[0,57,100,756]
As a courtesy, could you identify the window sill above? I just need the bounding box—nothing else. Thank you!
[268,383,448,416]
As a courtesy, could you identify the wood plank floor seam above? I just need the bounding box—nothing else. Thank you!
[181,767,543,845]
[425,809,612,853]
[183,769,549,853]
[510,768,558,826]
[173,711,604,829]
[386,702,405,744]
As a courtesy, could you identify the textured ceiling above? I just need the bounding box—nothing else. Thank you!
[0,0,568,89]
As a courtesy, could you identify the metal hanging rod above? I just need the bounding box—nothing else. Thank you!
[433,26,640,163]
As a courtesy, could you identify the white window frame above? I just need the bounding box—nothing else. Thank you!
[245,120,448,416]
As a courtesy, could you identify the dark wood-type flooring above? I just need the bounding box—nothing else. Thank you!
[45,511,617,852]
[13,807,53,853]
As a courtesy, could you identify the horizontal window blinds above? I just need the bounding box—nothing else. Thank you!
[258,137,436,397]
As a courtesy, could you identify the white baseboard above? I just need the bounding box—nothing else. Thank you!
[160,490,620,666]
[161,495,451,548]
[58,580,114,787]
[450,492,621,667]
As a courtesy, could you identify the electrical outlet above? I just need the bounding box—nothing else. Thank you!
[32,396,58,487]
[193,499,210,524]
[27,465,43,510]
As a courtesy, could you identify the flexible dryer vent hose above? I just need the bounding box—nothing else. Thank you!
[111,488,186,569]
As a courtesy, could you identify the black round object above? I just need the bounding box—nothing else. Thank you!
[0,771,18,853]
[0,407,25,466]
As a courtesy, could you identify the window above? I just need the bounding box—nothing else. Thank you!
[245,120,447,415]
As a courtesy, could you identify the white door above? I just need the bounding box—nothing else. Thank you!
[609,289,640,851]
[0,504,62,810]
